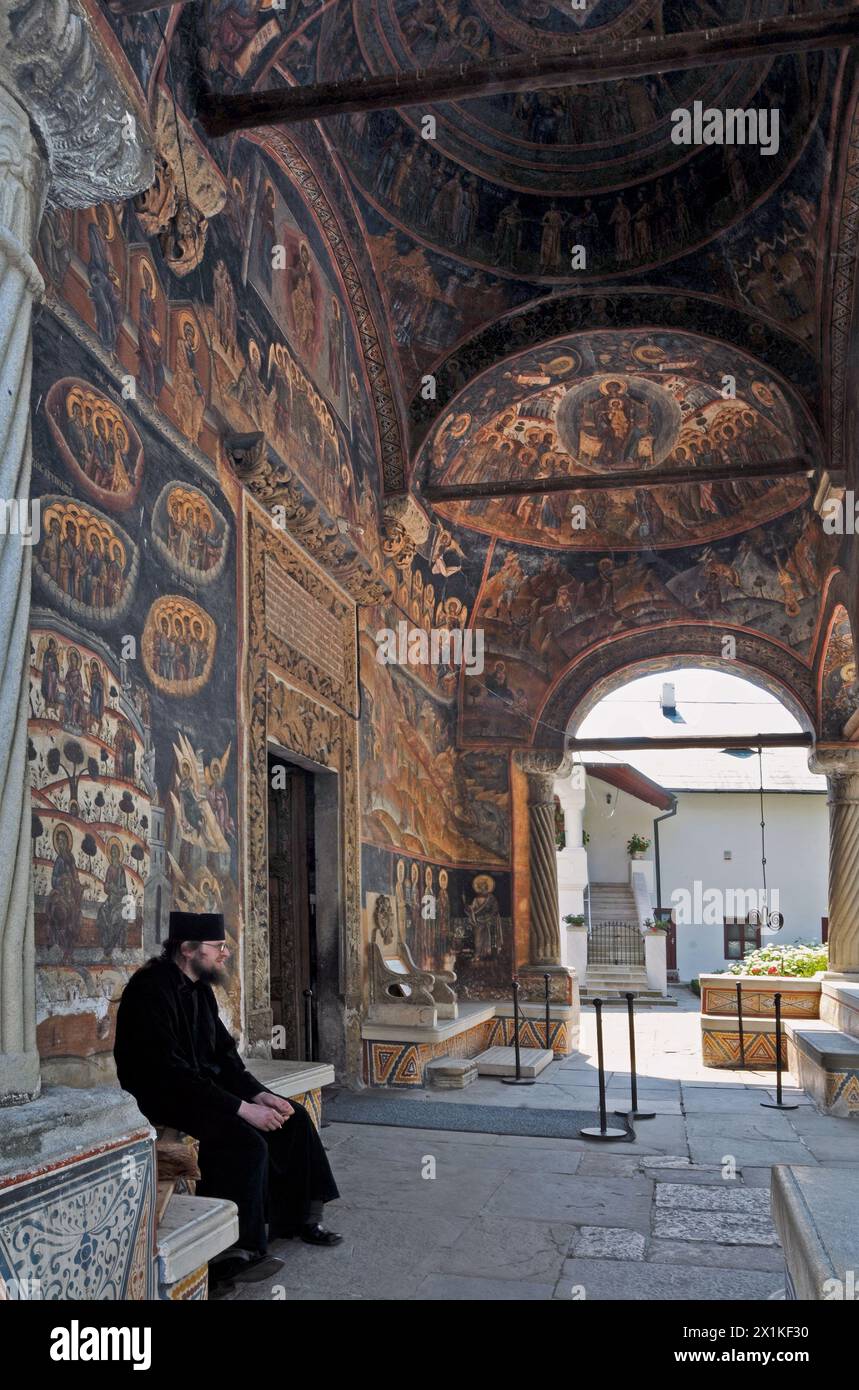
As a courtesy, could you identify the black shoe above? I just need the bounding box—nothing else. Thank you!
[300,1223,343,1246]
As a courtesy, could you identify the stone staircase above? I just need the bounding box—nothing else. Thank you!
[582,882,676,1006]
[588,882,639,923]
[580,965,676,1007]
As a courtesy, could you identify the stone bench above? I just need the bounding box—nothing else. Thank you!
[772,1165,859,1299]
[700,1013,787,1068]
[246,1059,336,1128]
[784,1020,859,1117]
[156,1194,238,1301]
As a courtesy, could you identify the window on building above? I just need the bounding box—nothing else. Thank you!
[723,917,761,960]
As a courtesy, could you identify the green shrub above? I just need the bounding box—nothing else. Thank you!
[689,977,701,997]
[725,941,828,978]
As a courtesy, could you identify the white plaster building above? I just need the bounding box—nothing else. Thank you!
[568,670,829,985]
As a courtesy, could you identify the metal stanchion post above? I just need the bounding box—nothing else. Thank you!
[502,978,535,1086]
[614,991,655,1120]
[736,981,746,1069]
[761,993,798,1110]
[544,972,553,1055]
[580,999,630,1140]
[303,988,313,1061]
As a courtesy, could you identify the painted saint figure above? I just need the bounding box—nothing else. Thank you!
[97,839,129,953]
[465,874,502,959]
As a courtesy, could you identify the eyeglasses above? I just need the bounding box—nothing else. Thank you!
[202,941,230,954]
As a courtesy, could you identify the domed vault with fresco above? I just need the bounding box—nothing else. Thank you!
[1,0,859,1310]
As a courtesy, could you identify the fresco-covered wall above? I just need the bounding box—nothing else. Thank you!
[27,5,387,1077]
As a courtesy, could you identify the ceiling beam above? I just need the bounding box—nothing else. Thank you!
[421,456,814,504]
[567,734,814,751]
[197,8,859,136]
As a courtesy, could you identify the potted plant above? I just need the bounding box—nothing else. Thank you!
[627,833,651,859]
[563,913,586,927]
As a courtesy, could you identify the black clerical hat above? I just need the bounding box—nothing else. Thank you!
[167,911,226,942]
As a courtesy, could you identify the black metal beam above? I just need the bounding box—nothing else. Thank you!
[422,456,814,504]
[567,734,814,751]
[197,9,859,136]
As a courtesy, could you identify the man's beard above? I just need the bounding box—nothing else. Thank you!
[193,961,230,987]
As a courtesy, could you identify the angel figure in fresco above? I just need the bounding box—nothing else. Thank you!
[167,855,225,916]
[169,734,230,872]
[205,745,236,873]
[430,528,467,579]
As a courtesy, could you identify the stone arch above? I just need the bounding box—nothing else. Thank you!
[535,624,818,751]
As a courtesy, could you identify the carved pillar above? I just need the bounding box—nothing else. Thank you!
[810,747,859,978]
[517,752,572,966]
[0,84,44,1105]
[0,2,152,1104]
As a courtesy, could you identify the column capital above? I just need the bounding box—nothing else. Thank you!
[516,749,573,782]
[0,0,154,209]
[809,744,859,782]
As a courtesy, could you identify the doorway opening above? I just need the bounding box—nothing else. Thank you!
[267,754,319,1061]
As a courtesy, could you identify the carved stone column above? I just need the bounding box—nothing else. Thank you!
[0,2,152,1105]
[517,751,572,966]
[810,747,859,978]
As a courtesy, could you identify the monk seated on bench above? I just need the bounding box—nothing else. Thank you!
[114,911,342,1288]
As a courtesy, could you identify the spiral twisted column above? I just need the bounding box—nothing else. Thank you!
[518,751,572,966]
[0,84,46,1105]
[810,747,859,977]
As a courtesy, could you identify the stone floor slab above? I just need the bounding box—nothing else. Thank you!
[646,1239,786,1273]
[655,1182,766,1213]
[484,1172,653,1231]
[555,1258,781,1300]
[652,1209,779,1245]
[414,1273,556,1300]
[417,1215,574,1282]
[570,1226,646,1260]
[687,1137,816,1167]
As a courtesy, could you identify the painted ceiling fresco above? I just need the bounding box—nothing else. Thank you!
[419,328,818,549]
[305,1,821,285]
[464,507,838,742]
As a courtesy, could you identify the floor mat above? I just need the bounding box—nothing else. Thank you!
[324,1092,635,1141]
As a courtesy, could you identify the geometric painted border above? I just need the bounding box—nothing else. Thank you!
[701,1027,786,1068]
[363,1014,575,1086]
[702,987,819,1019]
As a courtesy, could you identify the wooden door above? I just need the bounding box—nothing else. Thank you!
[267,759,316,1059]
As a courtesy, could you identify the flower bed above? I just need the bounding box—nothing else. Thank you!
[723,942,827,978]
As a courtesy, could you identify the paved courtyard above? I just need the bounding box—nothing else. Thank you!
[229,990,859,1301]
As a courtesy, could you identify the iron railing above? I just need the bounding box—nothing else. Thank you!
[587,920,645,966]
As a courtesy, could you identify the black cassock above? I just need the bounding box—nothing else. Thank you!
[114,958,339,1253]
